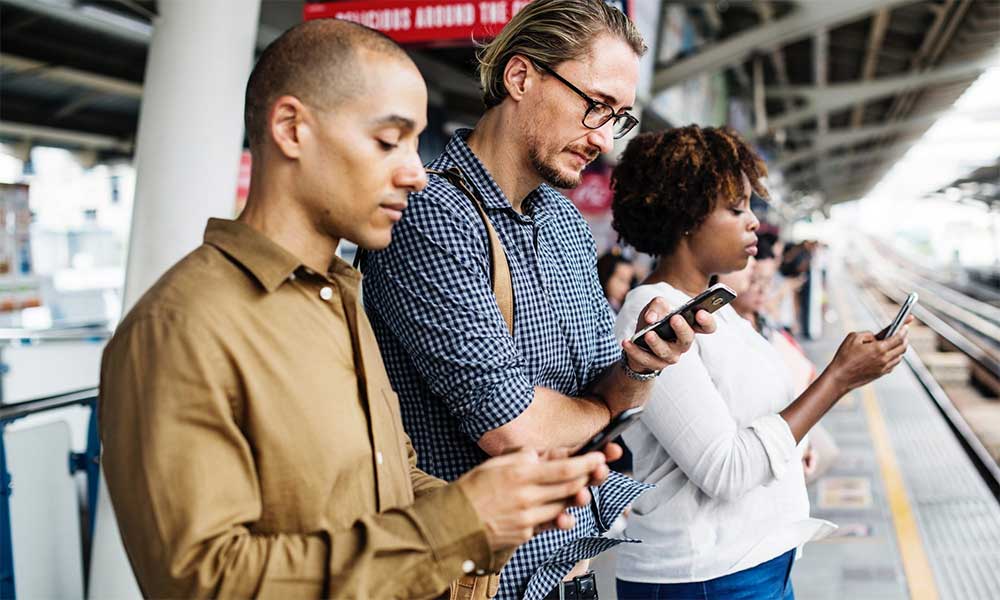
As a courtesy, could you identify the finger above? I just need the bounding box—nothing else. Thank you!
[669,314,696,348]
[534,512,576,534]
[642,328,675,358]
[553,511,577,531]
[885,343,908,362]
[693,310,717,334]
[539,447,571,461]
[903,315,916,325]
[882,356,904,374]
[529,454,607,486]
[855,331,877,344]
[521,501,574,531]
[570,487,592,507]
[602,442,623,463]
[622,339,670,372]
[642,297,673,325]
[587,462,610,487]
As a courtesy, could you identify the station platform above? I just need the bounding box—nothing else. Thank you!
[592,269,1000,599]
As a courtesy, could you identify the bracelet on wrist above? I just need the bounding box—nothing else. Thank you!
[620,348,661,381]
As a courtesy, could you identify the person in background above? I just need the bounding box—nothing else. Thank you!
[597,248,636,313]
[609,125,911,599]
[98,20,615,599]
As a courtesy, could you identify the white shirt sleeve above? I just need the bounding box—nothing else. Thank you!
[617,286,799,501]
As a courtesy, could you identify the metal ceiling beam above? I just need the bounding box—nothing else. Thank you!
[1,0,276,50]
[651,0,918,93]
[785,141,914,184]
[774,112,941,169]
[851,8,892,127]
[766,57,990,130]
[1,53,143,98]
[0,121,133,152]
[0,0,151,44]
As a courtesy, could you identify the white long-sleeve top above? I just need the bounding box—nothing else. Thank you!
[615,282,834,583]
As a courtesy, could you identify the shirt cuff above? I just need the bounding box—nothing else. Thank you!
[748,413,798,480]
[409,481,499,574]
[457,375,534,442]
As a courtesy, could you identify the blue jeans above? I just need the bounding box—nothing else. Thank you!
[616,549,796,600]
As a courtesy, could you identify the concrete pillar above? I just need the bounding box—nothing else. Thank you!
[121,0,261,312]
[90,2,260,598]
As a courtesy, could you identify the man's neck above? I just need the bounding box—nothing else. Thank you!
[466,110,542,214]
[239,173,339,275]
[644,247,711,297]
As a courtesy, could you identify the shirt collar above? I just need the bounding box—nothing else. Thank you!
[443,129,553,218]
[203,218,303,293]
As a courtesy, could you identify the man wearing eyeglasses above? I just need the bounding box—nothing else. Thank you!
[361,2,716,598]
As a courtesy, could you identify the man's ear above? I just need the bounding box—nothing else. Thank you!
[269,95,307,159]
[503,54,535,102]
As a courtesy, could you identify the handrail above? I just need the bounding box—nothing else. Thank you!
[0,388,98,424]
[0,326,111,344]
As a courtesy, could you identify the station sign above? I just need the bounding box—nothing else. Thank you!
[303,0,630,45]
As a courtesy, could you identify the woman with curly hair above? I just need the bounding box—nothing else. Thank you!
[609,125,911,599]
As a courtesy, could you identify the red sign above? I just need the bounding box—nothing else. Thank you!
[304,1,531,44]
[566,169,613,215]
[304,1,630,45]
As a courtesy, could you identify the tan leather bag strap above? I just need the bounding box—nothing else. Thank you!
[425,167,515,336]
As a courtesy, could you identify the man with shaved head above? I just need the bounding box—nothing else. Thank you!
[99,19,615,599]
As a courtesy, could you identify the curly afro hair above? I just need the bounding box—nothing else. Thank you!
[611,125,768,256]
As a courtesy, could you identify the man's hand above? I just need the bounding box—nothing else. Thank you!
[622,296,717,375]
[456,449,608,552]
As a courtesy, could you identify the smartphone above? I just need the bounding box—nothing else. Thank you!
[572,407,644,456]
[876,292,917,340]
[631,283,737,351]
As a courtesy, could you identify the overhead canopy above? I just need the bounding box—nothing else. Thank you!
[650,0,1000,209]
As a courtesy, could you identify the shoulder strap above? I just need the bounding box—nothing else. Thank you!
[425,167,514,336]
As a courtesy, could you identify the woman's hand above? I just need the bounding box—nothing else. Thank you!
[825,316,912,394]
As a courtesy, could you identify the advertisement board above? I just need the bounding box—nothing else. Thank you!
[304,0,630,44]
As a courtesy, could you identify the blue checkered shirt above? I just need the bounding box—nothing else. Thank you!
[361,130,650,599]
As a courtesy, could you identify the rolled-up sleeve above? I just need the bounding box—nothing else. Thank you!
[99,313,492,599]
[362,194,534,441]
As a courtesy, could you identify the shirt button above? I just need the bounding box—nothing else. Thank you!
[288,273,296,281]
[375,451,383,465]
[319,286,333,301]
[475,569,486,576]
[462,560,475,574]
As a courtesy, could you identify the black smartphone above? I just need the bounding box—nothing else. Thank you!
[572,407,644,456]
[631,283,737,351]
[876,292,917,340]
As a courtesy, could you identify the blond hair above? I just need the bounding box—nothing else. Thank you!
[476,0,646,109]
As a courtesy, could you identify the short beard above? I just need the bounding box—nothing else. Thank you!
[528,145,581,189]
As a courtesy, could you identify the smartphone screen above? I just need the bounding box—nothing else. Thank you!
[631,283,737,351]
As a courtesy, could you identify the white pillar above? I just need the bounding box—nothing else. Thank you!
[90,2,260,598]
[121,0,261,312]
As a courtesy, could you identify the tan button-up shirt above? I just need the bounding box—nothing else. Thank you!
[100,218,495,599]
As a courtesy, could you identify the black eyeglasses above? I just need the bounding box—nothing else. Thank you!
[537,63,638,139]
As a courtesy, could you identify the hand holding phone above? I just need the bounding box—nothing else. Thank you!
[631,283,736,352]
[572,407,644,456]
[876,292,917,340]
